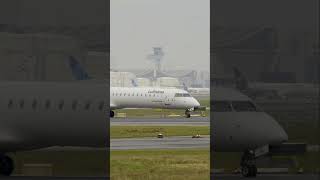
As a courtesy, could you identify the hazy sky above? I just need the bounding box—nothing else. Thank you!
[0,0,107,25]
[110,0,210,71]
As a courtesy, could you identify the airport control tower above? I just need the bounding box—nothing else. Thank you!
[147,47,164,80]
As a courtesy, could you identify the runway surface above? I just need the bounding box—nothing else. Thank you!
[111,117,209,126]
[31,146,107,152]
[4,174,318,180]
[111,136,209,150]
[211,174,319,180]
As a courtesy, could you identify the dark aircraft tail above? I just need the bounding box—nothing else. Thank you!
[182,83,189,91]
[68,56,91,80]
[233,67,249,91]
[131,79,138,87]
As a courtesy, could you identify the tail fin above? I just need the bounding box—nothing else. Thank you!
[131,79,138,87]
[68,56,91,80]
[182,83,188,91]
[233,66,249,91]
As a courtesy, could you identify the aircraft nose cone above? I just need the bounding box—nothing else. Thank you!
[193,98,200,107]
[268,121,288,145]
[279,127,288,142]
[255,114,288,146]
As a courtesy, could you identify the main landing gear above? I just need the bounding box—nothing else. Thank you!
[110,110,114,118]
[185,110,191,118]
[0,154,14,176]
[240,150,257,177]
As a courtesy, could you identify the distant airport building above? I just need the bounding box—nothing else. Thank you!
[135,68,209,88]
[155,77,182,88]
[136,47,210,88]
[110,71,136,87]
[136,78,151,87]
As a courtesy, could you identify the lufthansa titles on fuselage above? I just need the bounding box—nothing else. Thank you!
[148,90,164,94]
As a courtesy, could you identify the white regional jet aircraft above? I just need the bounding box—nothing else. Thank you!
[110,87,201,118]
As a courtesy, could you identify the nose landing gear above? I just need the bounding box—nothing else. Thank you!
[110,110,114,118]
[0,154,14,176]
[185,110,191,118]
[240,150,257,177]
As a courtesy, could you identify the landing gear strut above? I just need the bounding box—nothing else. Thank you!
[110,110,114,118]
[185,110,191,118]
[240,150,257,177]
[0,154,14,176]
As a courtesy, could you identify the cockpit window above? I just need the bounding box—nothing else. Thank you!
[175,93,191,97]
[231,101,258,112]
[212,101,232,112]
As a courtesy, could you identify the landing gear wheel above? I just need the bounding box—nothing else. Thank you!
[110,110,114,118]
[185,110,191,118]
[0,155,14,176]
[251,165,257,177]
[241,166,250,177]
[241,165,257,177]
[240,150,257,177]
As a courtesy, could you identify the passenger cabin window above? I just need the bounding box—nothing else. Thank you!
[212,101,232,112]
[19,99,24,109]
[45,100,51,110]
[232,101,258,112]
[32,99,37,110]
[72,100,78,110]
[85,101,91,110]
[98,101,104,111]
[8,99,13,109]
[58,100,64,110]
